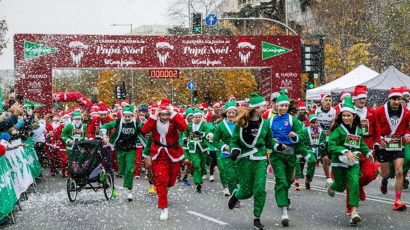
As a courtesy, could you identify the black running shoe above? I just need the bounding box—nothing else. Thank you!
[196,184,202,193]
[403,179,409,189]
[381,178,388,194]
[228,189,238,209]
[305,181,311,190]
[253,219,264,230]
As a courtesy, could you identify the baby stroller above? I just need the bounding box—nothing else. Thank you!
[66,140,114,202]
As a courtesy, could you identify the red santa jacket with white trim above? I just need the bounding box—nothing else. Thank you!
[375,103,410,137]
[355,106,381,149]
[141,112,188,162]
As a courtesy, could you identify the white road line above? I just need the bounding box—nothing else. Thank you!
[266,180,409,204]
[187,211,230,226]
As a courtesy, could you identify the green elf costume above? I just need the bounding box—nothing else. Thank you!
[327,96,372,225]
[100,105,143,201]
[294,114,326,189]
[61,111,87,160]
[269,90,303,227]
[212,101,238,197]
[184,108,210,193]
[228,93,274,230]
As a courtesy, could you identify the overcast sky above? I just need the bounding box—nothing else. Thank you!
[0,0,175,69]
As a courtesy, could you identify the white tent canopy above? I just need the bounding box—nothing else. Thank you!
[306,65,379,100]
[333,66,410,92]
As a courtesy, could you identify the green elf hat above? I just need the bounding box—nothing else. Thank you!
[72,111,82,119]
[340,96,356,114]
[276,89,290,106]
[122,104,135,115]
[193,108,203,116]
[23,100,35,111]
[308,114,318,122]
[224,100,237,111]
[185,107,194,117]
[248,93,267,108]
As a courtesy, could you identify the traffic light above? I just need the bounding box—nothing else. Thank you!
[301,45,323,73]
[193,90,198,102]
[192,13,202,35]
[304,80,315,89]
[115,81,126,100]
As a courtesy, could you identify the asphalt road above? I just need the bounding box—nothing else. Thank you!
[2,166,409,230]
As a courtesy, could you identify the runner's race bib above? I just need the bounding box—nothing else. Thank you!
[360,119,369,135]
[190,132,202,142]
[344,134,361,149]
[73,128,83,140]
[385,135,403,151]
[310,133,320,146]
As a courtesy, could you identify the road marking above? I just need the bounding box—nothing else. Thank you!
[187,211,230,226]
[266,180,409,204]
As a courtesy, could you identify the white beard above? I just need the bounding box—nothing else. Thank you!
[52,122,60,129]
[156,120,170,146]
[70,50,84,66]
[239,51,251,64]
[157,52,169,66]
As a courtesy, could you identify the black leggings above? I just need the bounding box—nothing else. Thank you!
[209,151,217,176]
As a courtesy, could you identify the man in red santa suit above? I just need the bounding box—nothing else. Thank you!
[375,87,409,211]
[46,113,68,177]
[141,98,188,221]
[343,85,380,214]
[87,103,114,175]
[334,90,351,114]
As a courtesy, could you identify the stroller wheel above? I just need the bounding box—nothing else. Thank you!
[67,177,78,202]
[104,173,114,200]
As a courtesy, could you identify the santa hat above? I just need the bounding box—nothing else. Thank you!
[248,93,267,108]
[228,95,236,102]
[237,37,255,49]
[212,102,221,108]
[270,92,280,101]
[201,103,208,109]
[90,106,99,116]
[340,91,351,100]
[224,100,237,111]
[159,98,171,114]
[276,89,290,106]
[122,104,134,115]
[73,107,81,113]
[352,85,367,100]
[68,37,88,49]
[197,104,204,109]
[388,87,403,98]
[98,103,109,114]
[121,100,130,107]
[320,93,331,103]
[400,86,410,96]
[297,99,306,110]
[340,96,356,114]
[156,37,174,49]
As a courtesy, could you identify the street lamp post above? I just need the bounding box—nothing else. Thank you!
[110,24,135,102]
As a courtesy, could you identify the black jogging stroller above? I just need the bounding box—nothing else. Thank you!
[66,140,114,202]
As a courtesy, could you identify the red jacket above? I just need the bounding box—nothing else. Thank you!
[141,112,187,162]
[356,106,381,148]
[46,123,65,150]
[375,103,410,137]
[86,116,113,139]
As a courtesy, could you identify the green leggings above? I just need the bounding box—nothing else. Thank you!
[270,153,296,207]
[220,156,238,194]
[294,151,317,182]
[331,165,360,207]
[116,150,136,190]
[234,158,267,217]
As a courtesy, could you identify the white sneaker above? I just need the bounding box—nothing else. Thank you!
[281,214,289,227]
[127,191,133,202]
[350,212,361,225]
[209,175,215,182]
[160,208,169,221]
[202,175,208,180]
[223,188,230,197]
